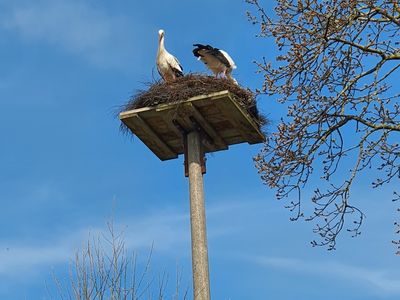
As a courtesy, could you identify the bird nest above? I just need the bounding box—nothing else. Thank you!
[119,74,267,129]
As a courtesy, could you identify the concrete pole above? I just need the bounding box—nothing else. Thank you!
[187,130,211,300]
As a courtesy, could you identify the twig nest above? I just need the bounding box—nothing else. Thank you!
[119,74,268,128]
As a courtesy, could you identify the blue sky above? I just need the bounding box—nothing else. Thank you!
[0,0,399,299]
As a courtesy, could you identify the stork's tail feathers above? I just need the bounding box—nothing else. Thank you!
[226,73,238,85]
[174,68,184,78]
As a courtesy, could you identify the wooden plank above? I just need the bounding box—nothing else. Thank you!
[120,91,230,124]
[187,90,230,103]
[159,109,185,153]
[214,95,265,144]
[120,91,232,120]
[183,102,228,150]
[155,100,186,113]
[119,106,153,119]
[196,91,265,144]
[121,114,177,160]
[165,108,218,153]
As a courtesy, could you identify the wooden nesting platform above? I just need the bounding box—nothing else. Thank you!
[119,90,265,161]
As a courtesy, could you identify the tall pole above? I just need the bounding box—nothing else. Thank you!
[187,130,211,300]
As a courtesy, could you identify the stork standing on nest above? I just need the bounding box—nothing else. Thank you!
[193,44,237,84]
[156,29,183,82]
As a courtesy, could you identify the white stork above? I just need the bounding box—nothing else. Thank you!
[193,44,237,84]
[156,29,183,82]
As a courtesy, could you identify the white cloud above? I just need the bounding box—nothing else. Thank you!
[124,200,255,251]
[0,200,248,279]
[123,210,190,252]
[0,245,70,276]
[252,256,400,294]
[1,0,138,68]
[0,217,178,279]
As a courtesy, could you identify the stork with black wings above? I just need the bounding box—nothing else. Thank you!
[193,44,237,84]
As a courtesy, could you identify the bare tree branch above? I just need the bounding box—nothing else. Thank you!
[247,0,400,252]
[50,223,189,299]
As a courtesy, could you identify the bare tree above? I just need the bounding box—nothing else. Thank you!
[50,222,188,299]
[246,0,400,251]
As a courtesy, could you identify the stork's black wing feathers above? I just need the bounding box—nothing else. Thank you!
[168,62,184,78]
[193,44,213,57]
[192,44,231,68]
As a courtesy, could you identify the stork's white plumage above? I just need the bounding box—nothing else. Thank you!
[193,44,237,84]
[156,29,183,82]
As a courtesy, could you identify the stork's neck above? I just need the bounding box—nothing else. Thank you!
[158,36,165,52]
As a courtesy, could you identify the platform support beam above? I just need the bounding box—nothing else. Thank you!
[187,130,211,300]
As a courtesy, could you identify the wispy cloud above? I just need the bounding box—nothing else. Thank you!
[0,244,70,277]
[122,200,254,252]
[252,256,400,294]
[0,217,179,279]
[0,200,250,278]
[1,0,138,68]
